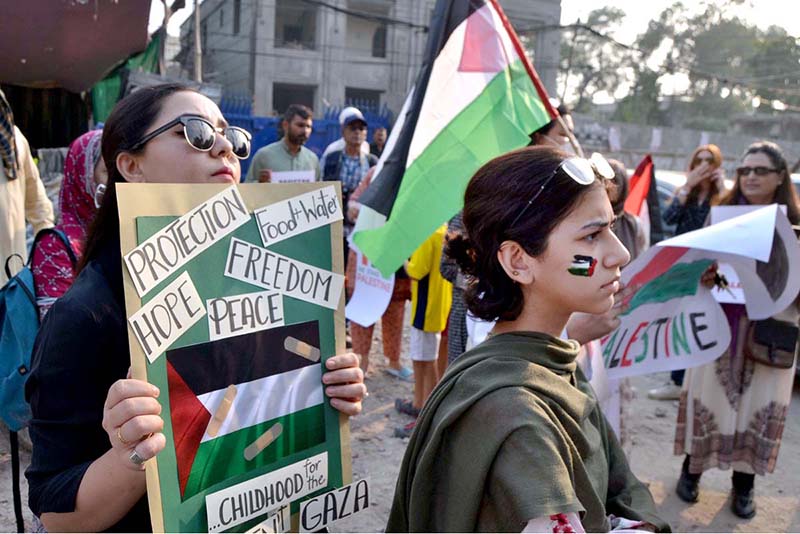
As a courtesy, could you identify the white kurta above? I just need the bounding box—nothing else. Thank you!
[675,303,797,475]
[0,126,54,283]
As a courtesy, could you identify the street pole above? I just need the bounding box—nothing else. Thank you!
[193,0,202,82]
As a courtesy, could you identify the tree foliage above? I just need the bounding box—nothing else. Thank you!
[564,1,800,128]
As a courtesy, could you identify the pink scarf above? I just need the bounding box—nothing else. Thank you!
[31,130,103,313]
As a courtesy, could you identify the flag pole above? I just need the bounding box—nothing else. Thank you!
[489,0,584,157]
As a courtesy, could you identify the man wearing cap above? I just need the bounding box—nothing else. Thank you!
[321,108,377,261]
[244,104,319,183]
[319,106,371,170]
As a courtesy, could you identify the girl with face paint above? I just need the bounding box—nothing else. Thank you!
[387,146,670,533]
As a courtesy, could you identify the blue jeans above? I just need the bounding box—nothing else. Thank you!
[671,369,685,386]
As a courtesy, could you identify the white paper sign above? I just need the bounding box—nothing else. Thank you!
[124,186,250,297]
[466,313,494,349]
[206,290,285,341]
[245,505,290,534]
[206,452,329,533]
[271,170,316,184]
[601,253,731,380]
[254,186,342,247]
[345,247,394,327]
[299,478,371,533]
[225,238,344,310]
[128,271,206,363]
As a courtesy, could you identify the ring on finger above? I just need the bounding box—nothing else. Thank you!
[116,426,132,446]
[129,449,146,466]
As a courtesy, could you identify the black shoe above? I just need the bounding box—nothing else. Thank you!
[676,471,700,503]
[731,488,756,519]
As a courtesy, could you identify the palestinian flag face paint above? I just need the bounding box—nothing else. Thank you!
[568,255,597,277]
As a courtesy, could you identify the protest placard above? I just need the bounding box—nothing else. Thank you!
[345,246,394,328]
[601,204,800,379]
[118,183,350,533]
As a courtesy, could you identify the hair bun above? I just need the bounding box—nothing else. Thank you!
[445,232,478,276]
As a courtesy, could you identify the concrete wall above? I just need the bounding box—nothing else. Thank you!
[573,112,800,173]
[183,0,562,116]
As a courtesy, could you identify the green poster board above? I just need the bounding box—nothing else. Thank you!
[117,183,349,533]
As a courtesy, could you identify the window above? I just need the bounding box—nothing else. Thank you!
[275,0,317,50]
[219,8,224,28]
[345,88,382,112]
[345,1,389,58]
[273,83,316,115]
[372,24,387,58]
[233,0,241,35]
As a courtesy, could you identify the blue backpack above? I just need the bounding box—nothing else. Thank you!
[0,228,76,432]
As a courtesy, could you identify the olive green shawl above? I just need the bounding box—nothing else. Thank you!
[386,331,670,532]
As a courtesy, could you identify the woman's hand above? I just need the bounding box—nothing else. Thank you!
[101,378,166,471]
[686,163,713,188]
[700,261,719,289]
[710,167,725,190]
[323,352,367,416]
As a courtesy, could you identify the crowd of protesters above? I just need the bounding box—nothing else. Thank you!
[2,84,798,532]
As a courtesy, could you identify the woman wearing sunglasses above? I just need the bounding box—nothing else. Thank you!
[674,141,800,519]
[387,146,669,532]
[25,84,366,532]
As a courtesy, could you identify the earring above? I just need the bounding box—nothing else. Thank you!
[512,270,519,276]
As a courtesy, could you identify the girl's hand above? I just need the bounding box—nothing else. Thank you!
[323,352,367,416]
[686,163,712,188]
[101,378,166,471]
[700,261,719,289]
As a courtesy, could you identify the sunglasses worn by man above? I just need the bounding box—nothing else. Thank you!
[510,152,614,228]
[130,114,252,159]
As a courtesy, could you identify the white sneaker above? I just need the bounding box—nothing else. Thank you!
[647,383,682,400]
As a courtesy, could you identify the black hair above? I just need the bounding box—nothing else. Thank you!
[720,140,800,224]
[531,103,571,138]
[446,145,605,321]
[608,158,628,215]
[79,83,197,273]
[283,104,313,124]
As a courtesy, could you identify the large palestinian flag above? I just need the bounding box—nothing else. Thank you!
[352,0,557,276]
[167,321,325,500]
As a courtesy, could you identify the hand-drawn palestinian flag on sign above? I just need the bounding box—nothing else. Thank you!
[353,0,557,276]
[167,321,325,500]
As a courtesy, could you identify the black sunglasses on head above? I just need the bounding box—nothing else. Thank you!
[130,114,252,159]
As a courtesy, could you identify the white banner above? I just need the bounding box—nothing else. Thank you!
[345,247,394,327]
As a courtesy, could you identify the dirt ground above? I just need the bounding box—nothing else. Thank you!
[2,320,799,533]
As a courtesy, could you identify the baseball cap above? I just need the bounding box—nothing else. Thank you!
[341,108,367,128]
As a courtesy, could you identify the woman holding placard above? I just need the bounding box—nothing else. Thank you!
[387,146,670,532]
[25,84,366,532]
[673,141,800,519]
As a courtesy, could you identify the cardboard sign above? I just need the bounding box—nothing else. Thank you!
[117,183,351,533]
[299,478,371,533]
[124,186,250,297]
[253,186,342,248]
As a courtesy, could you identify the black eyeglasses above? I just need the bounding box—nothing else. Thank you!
[509,153,614,229]
[736,166,778,177]
[130,114,252,159]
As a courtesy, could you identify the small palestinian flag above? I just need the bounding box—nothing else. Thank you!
[353,0,557,277]
[568,255,597,277]
[167,321,325,500]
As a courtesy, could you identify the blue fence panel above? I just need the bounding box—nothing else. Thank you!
[226,109,393,180]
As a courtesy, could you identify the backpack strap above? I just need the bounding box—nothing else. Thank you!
[10,431,24,532]
[30,228,78,269]
[4,253,24,280]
